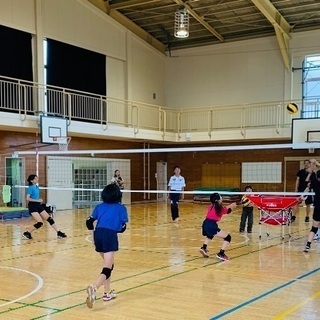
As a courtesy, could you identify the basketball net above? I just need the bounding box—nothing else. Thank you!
[53,137,71,151]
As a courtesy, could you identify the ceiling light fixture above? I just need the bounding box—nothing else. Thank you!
[174,7,189,38]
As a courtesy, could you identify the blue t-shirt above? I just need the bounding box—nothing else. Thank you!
[91,203,128,232]
[27,184,40,200]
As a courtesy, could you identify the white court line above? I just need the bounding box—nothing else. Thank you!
[85,235,92,243]
[0,266,43,308]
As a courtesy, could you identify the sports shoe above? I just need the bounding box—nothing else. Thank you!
[303,244,310,253]
[86,285,96,308]
[57,231,67,239]
[22,231,32,240]
[216,252,230,261]
[102,289,117,301]
[305,216,310,223]
[314,234,320,241]
[199,247,209,258]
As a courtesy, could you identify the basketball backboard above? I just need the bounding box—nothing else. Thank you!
[40,115,68,144]
[291,118,320,149]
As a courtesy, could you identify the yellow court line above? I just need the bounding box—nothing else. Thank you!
[273,290,320,319]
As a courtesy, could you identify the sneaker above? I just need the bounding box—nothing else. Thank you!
[86,285,96,308]
[305,216,310,223]
[57,231,67,239]
[22,231,32,240]
[216,252,230,261]
[303,244,310,253]
[199,247,209,258]
[239,230,244,233]
[102,289,117,301]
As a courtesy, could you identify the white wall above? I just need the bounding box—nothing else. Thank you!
[166,30,320,109]
[129,37,166,105]
[165,36,287,108]
[0,0,36,33]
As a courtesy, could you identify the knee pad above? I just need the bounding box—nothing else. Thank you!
[47,217,55,225]
[101,267,112,280]
[311,226,318,234]
[224,234,231,243]
[34,222,43,229]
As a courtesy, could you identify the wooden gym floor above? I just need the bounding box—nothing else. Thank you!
[0,202,320,320]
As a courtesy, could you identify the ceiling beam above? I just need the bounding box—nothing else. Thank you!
[109,9,167,53]
[174,0,224,42]
[251,0,291,69]
[87,0,166,53]
[109,0,163,10]
[87,0,108,13]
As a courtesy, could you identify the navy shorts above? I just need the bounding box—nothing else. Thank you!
[28,202,44,215]
[202,219,220,240]
[94,228,119,253]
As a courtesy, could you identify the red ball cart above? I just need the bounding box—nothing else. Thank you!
[247,195,301,239]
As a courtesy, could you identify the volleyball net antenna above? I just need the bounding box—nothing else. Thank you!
[6,141,319,210]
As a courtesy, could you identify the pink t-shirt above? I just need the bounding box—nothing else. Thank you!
[206,205,229,222]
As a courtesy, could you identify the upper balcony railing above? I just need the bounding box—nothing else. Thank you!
[1,75,317,139]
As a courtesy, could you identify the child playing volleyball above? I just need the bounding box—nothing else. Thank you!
[199,193,237,261]
[85,183,128,309]
[22,174,67,240]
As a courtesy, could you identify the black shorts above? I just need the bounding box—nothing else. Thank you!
[305,195,313,205]
[94,228,119,253]
[28,202,44,215]
[202,219,220,240]
[313,207,320,222]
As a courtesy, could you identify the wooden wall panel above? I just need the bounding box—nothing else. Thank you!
[201,163,240,188]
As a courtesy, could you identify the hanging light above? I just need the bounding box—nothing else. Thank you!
[174,7,189,38]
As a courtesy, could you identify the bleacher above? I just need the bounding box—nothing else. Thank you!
[193,187,241,204]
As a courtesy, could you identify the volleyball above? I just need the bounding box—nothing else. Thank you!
[286,103,298,114]
[241,195,251,207]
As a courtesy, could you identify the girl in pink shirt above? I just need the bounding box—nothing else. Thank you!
[199,193,237,261]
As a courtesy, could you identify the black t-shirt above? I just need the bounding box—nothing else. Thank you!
[310,174,320,208]
[297,169,314,192]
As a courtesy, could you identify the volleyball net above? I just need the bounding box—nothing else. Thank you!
[2,142,319,210]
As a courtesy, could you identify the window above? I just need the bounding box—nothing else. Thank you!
[302,55,320,118]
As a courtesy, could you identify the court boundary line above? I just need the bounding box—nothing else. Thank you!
[0,267,44,308]
[209,266,320,319]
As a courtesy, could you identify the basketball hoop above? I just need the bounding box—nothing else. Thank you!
[52,136,71,151]
[306,140,319,154]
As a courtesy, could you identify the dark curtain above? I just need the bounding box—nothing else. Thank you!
[0,24,33,81]
[46,38,106,96]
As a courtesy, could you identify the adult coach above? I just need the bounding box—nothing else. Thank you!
[294,159,313,222]
[168,166,186,222]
